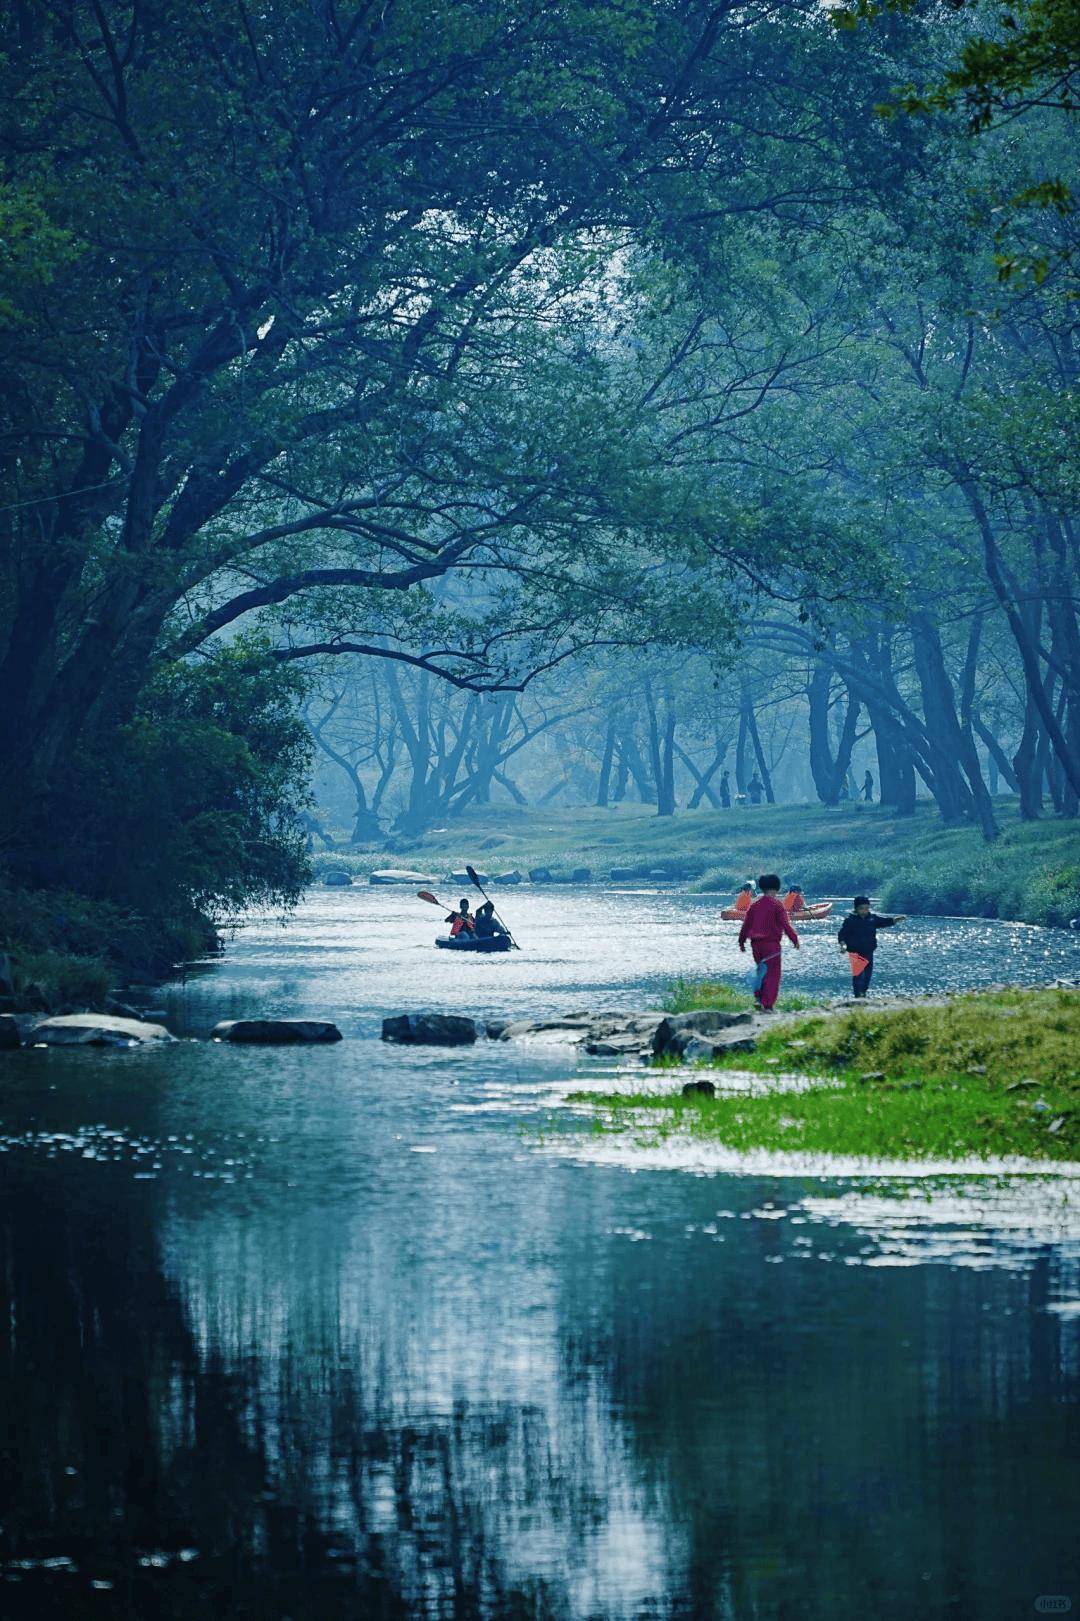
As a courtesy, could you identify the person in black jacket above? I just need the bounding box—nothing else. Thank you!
[837,897,907,998]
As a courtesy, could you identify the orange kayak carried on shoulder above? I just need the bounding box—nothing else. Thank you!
[719,900,833,922]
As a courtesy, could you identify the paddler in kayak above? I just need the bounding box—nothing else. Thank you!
[446,899,476,938]
[783,883,806,915]
[473,901,508,940]
[738,874,800,1012]
[733,882,754,916]
[837,896,908,998]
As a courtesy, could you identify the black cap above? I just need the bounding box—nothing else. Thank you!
[854,895,870,908]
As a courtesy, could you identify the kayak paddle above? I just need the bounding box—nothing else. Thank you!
[464,863,520,949]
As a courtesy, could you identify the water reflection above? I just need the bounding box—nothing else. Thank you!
[1,890,1078,1617]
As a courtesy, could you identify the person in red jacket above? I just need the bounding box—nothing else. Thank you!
[738,873,800,1011]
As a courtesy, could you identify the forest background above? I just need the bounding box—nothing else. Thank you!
[1,0,1078,1003]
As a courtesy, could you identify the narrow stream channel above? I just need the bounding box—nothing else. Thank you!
[1,888,1078,1619]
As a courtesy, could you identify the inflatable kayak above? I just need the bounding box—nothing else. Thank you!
[719,901,833,922]
[435,934,513,952]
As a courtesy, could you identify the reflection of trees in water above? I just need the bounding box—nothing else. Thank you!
[0,1157,682,1617]
[561,1194,1080,1621]
[161,1182,682,1617]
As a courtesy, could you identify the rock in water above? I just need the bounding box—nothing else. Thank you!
[29,1014,175,1047]
[212,1019,343,1044]
[652,1009,754,1057]
[570,867,592,883]
[528,866,553,883]
[368,869,437,886]
[0,1014,22,1049]
[682,1078,716,1098]
[382,1013,478,1046]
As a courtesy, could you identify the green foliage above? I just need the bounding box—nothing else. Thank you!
[2,646,313,989]
[9,952,112,1012]
[833,0,1080,285]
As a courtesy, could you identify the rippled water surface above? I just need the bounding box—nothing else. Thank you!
[1,887,1078,1619]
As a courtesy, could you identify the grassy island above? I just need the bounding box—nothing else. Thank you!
[572,988,1080,1163]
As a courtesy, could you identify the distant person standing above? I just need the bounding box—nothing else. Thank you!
[862,769,874,803]
[837,897,907,998]
[719,769,731,809]
[748,772,764,806]
[739,874,800,1012]
[838,773,851,802]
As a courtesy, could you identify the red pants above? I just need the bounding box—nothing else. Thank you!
[751,939,783,1009]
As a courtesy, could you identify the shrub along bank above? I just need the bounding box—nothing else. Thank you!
[1,648,313,1013]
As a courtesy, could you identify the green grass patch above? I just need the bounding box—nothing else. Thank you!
[662,976,823,1014]
[571,989,1080,1162]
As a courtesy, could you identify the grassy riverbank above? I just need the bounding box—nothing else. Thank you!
[572,989,1080,1163]
[317,801,1080,927]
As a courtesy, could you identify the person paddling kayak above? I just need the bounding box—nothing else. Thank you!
[446,900,476,938]
[473,901,507,940]
[733,882,754,915]
[738,873,800,1012]
[837,897,907,998]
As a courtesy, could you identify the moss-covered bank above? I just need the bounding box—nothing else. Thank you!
[572,988,1080,1163]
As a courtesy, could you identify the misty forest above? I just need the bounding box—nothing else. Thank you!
[1,4,1079,1619]
[2,0,1079,978]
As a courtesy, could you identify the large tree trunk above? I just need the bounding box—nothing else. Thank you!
[678,743,725,809]
[596,719,617,807]
[807,663,860,805]
[644,682,677,817]
[958,474,1080,801]
[909,614,999,835]
[742,691,775,804]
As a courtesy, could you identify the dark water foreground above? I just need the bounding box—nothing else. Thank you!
[1,889,1079,1619]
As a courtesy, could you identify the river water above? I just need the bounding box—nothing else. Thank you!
[1,887,1078,1619]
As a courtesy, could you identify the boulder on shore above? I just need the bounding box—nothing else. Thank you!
[321,870,353,887]
[682,1078,716,1098]
[382,1012,478,1046]
[570,867,592,883]
[495,871,523,886]
[29,1013,175,1047]
[212,1019,343,1044]
[682,1034,756,1060]
[449,869,488,886]
[652,1009,754,1058]
[498,1011,663,1050]
[368,869,437,886]
[528,866,554,883]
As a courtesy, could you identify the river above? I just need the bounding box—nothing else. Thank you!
[1,887,1078,1619]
